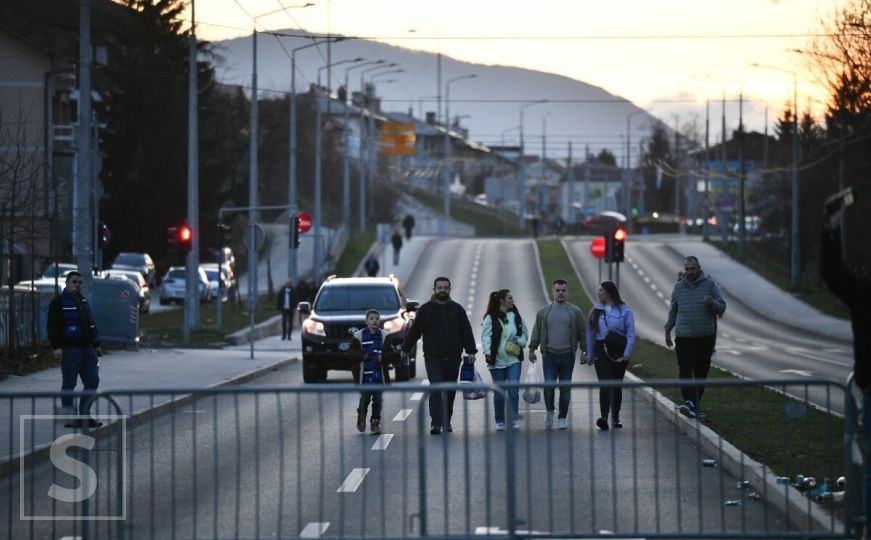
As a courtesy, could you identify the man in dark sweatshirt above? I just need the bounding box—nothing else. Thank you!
[401,276,477,434]
[47,271,103,428]
[664,256,726,419]
[820,198,869,527]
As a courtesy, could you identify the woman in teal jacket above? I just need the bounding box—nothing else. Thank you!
[482,289,529,431]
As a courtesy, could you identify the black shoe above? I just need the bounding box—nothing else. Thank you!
[430,426,442,435]
[65,419,102,429]
[87,419,102,428]
[596,417,609,431]
[64,420,83,429]
[445,424,453,433]
[356,413,366,433]
[612,419,623,429]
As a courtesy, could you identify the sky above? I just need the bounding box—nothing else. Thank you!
[187,0,840,135]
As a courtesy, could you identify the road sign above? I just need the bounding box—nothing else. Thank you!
[590,236,606,259]
[242,223,266,252]
[380,123,416,156]
[297,211,312,234]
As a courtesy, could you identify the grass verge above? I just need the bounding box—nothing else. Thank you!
[710,239,847,320]
[538,238,848,486]
[332,225,375,278]
[409,188,525,237]
[139,294,277,347]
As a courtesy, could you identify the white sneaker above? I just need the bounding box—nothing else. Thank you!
[495,422,505,431]
[557,417,569,430]
[512,420,522,430]
[545,411,554,429]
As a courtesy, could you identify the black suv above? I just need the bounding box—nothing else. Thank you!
[298,275,418,383]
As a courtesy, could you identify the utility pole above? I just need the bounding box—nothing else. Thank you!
[737,93,746,261]
[720,93,728,243]
[76,0,94,292]
[702,99,710,242]
[184,0,199,342]
[567,141,573,223]
[247,28,259,359]
[673,116,680,230]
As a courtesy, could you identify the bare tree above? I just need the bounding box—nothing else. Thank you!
[809,0,870,113]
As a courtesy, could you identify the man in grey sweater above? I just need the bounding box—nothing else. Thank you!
[664,256,726,419]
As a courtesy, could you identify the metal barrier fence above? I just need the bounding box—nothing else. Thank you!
[0,289,51,350]
[0,378,861,539]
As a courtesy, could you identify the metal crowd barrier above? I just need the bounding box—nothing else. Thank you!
[0,378,861,539]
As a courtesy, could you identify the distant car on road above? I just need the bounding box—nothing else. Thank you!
[584,210,627,232]
[297,275,419,383]
[105,269,151,313]
[201,263,237,302]
[159,266,209,305]
[111,252,156,287]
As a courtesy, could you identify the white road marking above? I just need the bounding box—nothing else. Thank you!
[371,434,394,450]
[337,468,370,493]
[664,300,670,307]
[637,269,645,277]
[300,522,330,537]
[721,332,732,339]
[470,279,476,287]
[392,409,413,421]
[785,347,851,367]
[727,350,743,356]
[735,337,749,344]
[656,292,664,299]
[780,369,814,377]
[643,276,651,283]
[410,392,424,401]
[421,379,430,385]
[824,348,846,353]
[650,284,658,290]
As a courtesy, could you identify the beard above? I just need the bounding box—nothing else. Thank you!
[435,291,450,302]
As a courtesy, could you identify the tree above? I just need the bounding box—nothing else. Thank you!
[595,148,616,166]
[639,122,674,213]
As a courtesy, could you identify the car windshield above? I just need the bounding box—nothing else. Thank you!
[167,270,186,279]
[314,285,400,312]
[205,270,219,281]
[42,265,76,278]
[114,254,144,266]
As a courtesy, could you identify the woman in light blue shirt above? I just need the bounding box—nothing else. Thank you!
[482,289,529,431]
[585,281,636,430]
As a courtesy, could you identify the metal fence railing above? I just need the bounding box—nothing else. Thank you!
[0,378,861,539]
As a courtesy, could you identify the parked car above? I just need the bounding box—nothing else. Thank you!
[111,252,156,287]
[41,263,79,280]
[201,263,236,302]
[105,269,150,313]
[584,210,627,232]
[158,266,209,305]
[297,275,419,383]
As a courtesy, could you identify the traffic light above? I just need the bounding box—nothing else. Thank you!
[217,223,231,247]
[178,225,193,255]
[612,227,627,263]
[167,226,179,252]
[290,215,301,249]
[605,230,614,262]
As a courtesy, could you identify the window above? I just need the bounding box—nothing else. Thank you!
[315,285,400,312]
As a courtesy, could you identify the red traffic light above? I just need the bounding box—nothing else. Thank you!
[178,226,192,242]
[613,227,627,241]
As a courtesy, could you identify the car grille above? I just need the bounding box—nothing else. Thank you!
[324,324,360,339]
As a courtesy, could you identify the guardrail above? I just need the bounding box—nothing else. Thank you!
[0,378,860,539]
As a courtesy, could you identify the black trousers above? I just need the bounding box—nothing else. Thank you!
[675,335,715,406]
[424,356,461,428]
[593,341,628,420]
[280,309,294,339]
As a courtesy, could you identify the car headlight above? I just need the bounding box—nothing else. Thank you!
[382,317,405,335]
[302,318,326,336]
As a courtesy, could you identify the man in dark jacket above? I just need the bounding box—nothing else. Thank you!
[401,276,477,434]
[47,271,103,428]
[820,197,869,527]
[276,280,295,340]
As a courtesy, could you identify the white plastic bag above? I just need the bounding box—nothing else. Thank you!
[463,367,486,400]
[522,364,541,404]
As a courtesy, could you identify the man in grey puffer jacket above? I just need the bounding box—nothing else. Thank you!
[664,256,726,418]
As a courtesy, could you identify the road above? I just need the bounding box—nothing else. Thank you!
[564,235,852,414]
[9,238,801,539]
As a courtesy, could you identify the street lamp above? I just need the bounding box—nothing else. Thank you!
[365,69,404,218]
[317,58,363,89]
[287,36,345,285]
[443,74,477,220]
[518,100,546,227]
[341,60,384,238]
[751,62,800,290]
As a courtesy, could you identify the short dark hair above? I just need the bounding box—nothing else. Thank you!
[365,309,381,319]
[552,279,567,286]
[433,276,451,288]
[65,271,83,281]
[683,256,700,266]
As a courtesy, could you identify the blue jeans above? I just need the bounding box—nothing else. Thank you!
[543,352,575,418]
[60,346,100,415]
[489,362,521,424]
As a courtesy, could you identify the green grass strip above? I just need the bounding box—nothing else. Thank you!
[332,225,376,278]
[408,188,525,237]
[538,239,848,486]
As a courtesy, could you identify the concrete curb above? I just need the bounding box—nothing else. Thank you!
[225,314,283,345]
[0,355,298,480]
[627,371,842,534]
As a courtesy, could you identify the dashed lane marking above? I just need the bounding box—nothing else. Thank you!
[393,409,413,421]
[721,332,732,339]
[643,276,651,283]
[371,434,394,451]
[410,392,424,401]
[300,522,330,537]
[337,468,370,493]
[656,292,664,299]
[726,350,743,356]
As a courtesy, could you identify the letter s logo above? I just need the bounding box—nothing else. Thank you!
[47,433,98,503]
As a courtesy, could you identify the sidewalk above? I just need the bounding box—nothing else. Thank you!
[668,239,852,342]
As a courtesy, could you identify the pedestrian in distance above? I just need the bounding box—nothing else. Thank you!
[364,254,380,277]
[482,289,529,431]
[47,271,103,429]
[391,229,403,266]
[276,279,295,340]
[586,281,636,430]
[528,279,587,430]
[664,256,726,419]
[348,309,395,435]
[402,213,415,240]
[401,277,477,434]
[819,189,869,528]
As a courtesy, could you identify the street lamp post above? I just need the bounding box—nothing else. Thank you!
[752,63,800,289]
[342,61,384,237]
[443,74,476,220]
[366,69,404,218]
[518,100,545,228]
[626,109,648,220]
